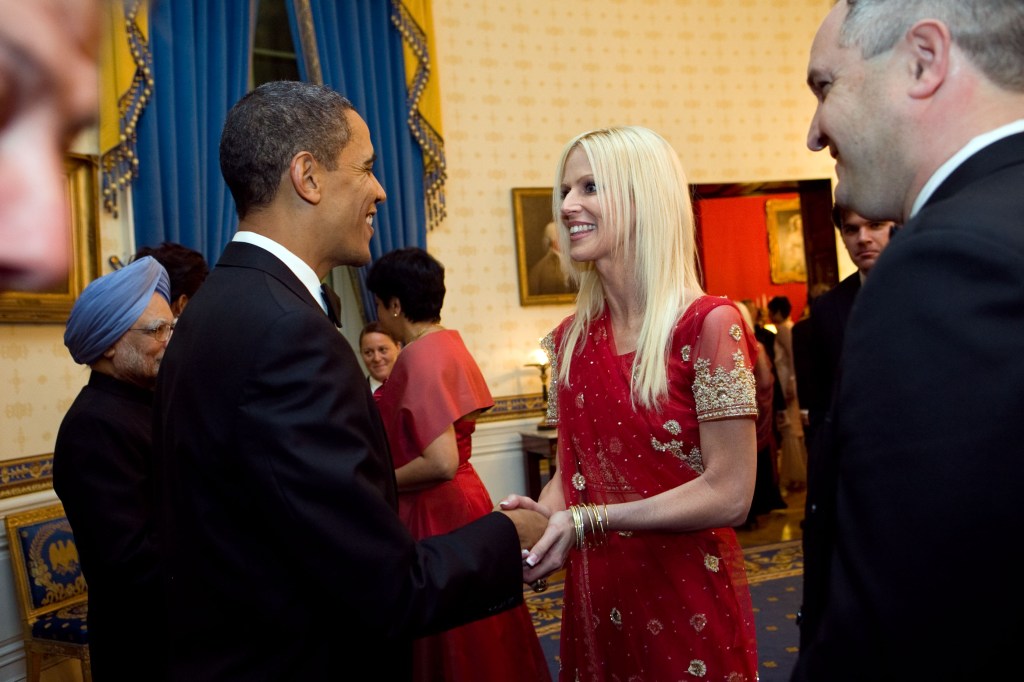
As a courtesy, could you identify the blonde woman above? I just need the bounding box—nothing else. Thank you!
[503,126,758,680]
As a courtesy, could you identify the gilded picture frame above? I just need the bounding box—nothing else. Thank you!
[512,187,577,306]
[765,197,808,284]
[0,154,99,323]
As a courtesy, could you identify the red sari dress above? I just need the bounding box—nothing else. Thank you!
[544,296,759,681]
[376,330,551,682]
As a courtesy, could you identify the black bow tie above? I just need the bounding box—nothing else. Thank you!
[320,283,342,328]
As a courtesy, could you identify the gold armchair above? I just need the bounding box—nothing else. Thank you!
[4,502,91,681]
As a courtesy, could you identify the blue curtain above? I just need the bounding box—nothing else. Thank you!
[286,0,427,320]
[132,0,254,265]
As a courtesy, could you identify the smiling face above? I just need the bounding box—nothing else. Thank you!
[806,4,907,222]
[320,109,386,269]
[0,0,99,292]
[559,146,617,267]
[360,331,401,383]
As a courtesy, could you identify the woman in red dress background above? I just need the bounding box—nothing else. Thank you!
[367,247,551,682]
[504,126,759,681]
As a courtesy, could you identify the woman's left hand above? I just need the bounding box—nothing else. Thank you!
[522,509,574,582]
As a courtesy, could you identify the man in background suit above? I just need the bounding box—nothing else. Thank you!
[153,81,545,681]
[55,256,172,680]
[792,204,894,444]
[795,2,1024,679]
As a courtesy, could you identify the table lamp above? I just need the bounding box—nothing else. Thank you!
[525,348,556,430]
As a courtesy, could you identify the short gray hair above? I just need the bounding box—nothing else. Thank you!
[841,0,1024,91]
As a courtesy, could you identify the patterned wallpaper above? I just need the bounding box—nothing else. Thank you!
[0,0,837,464]
[428,0,835,398]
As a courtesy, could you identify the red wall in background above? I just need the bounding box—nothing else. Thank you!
[697,193,807,320]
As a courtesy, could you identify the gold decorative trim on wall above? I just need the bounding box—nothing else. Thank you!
[478,393,546,423]
[0,454,54,499]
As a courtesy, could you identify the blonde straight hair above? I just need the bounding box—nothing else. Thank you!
[551,126,703,410]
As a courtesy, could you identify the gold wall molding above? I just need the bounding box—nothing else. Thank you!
[479,393,545,423]
[0,453,54,499]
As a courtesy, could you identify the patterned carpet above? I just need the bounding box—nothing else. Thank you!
[525,540,804,681]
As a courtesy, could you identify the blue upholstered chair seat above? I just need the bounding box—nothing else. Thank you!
[6,503,92,681]
[31,603,88,644]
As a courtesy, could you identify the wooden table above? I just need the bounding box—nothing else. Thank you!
[519,427,558,500]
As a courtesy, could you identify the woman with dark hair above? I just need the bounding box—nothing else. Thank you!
[358,321,402,398]
[132,242,209,316]
[366,247,550,682]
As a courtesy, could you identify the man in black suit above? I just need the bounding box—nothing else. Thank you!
[792,204,894,444]
[794,2,1024,680]
[56,257,173,680]
[153,81,545,681]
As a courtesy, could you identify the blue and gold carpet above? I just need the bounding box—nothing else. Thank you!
[525,540,803,681]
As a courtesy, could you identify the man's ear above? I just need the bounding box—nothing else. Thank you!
[171,294,188,317]
[289,151,322,205]
[904,19,951,99]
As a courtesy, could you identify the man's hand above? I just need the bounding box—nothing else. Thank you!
[498,508,548,549]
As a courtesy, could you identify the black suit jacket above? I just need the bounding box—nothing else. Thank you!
[793,273,860,438]
[153,242,522,681]
[54,372,166,679]
[793,133,1024,680]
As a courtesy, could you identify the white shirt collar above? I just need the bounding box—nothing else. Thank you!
[911,119,1024,218]
[232,231,328,313]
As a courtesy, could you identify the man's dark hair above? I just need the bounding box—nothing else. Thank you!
[219,81,353,219]
[831,203,846,230]
[768,295,792,319]
[132,241,208,302]
[366,248,446,323]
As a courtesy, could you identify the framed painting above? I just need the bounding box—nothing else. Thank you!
[0,154,99,323]
[765,197,808,284]
[512,187,577,306]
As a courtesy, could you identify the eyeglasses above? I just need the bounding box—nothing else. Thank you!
[128,319,177,342]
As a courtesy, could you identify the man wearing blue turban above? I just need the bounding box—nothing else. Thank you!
[54,255,173,680]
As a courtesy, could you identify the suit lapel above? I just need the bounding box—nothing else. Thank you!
[216,241,324,316]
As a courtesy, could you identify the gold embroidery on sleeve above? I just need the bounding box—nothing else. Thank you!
[692,351,757,422]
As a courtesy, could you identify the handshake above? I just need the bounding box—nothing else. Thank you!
[496,495,577,589]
